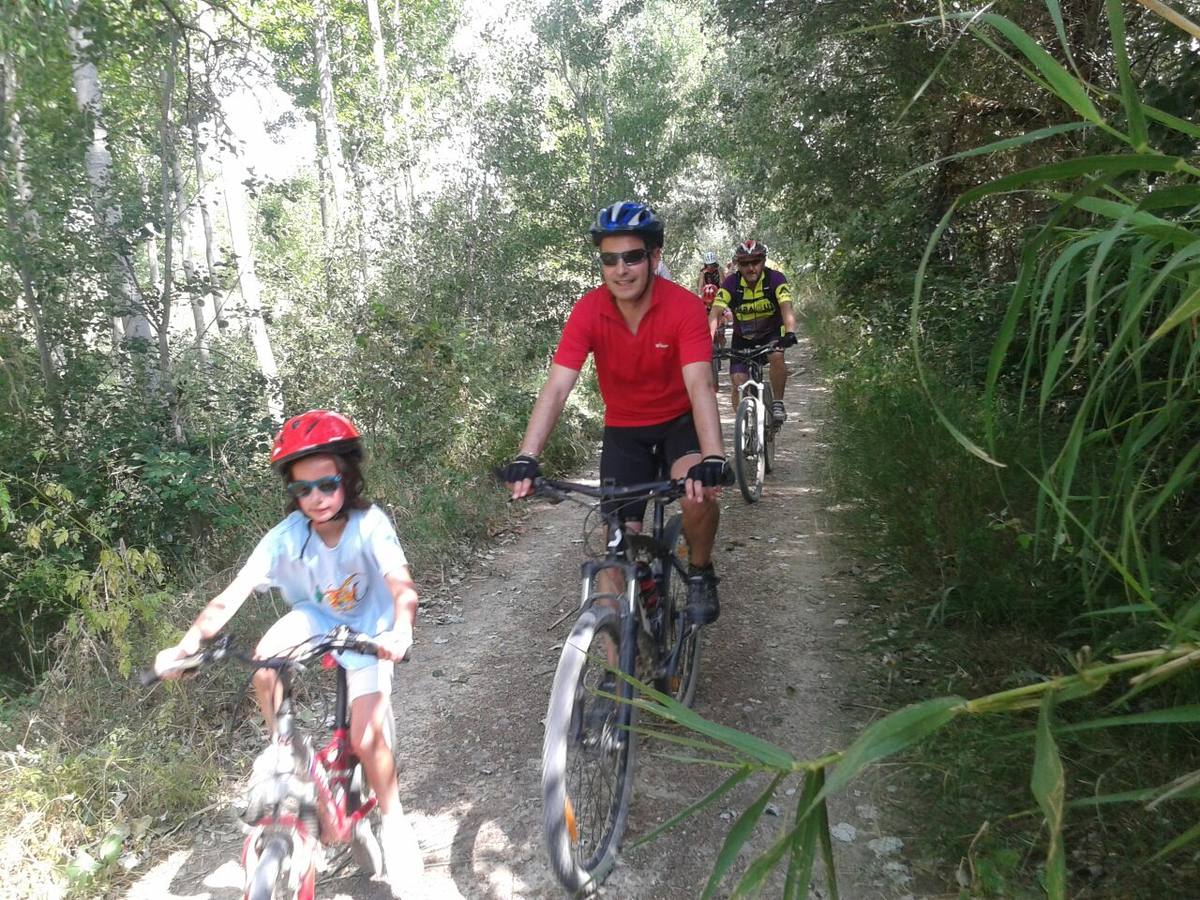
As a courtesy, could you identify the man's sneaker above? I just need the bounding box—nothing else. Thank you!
[379,813,424,898]
[685,564,720,626]
[772,400,787,424]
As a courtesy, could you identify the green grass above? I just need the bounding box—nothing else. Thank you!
[0,383,597,895]
[804,296,1200,897]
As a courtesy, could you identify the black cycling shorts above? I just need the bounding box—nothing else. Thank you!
[730,331,781,376]
[600,412,701,522]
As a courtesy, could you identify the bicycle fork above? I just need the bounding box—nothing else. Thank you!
[577,558,639,741]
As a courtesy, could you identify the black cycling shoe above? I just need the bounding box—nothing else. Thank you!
[685,565,720,626]
[772,400,787,424]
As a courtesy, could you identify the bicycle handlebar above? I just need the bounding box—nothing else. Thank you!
[532,476,687,505]
[139,626,388,687]
[713,341,783,362]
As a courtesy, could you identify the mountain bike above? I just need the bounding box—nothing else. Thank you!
[141,626,392,900]
[716,340,784,503]
[530,473,702,894]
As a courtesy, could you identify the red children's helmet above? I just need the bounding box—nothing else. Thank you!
[270,410,362,470]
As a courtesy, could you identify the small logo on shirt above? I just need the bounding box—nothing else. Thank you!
[655,342,670,349]
[322,574,362,612]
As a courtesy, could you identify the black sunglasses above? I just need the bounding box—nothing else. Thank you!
[598,248,649,267]
[286,473,343,499]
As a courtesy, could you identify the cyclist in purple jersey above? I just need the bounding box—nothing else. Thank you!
[708,239,797,422]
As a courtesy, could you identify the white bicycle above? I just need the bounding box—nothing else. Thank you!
[716,341,784,503]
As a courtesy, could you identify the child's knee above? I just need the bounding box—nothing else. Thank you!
[351,720,386,757]
[251,666,275,692]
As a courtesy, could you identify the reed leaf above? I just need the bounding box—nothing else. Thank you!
[1105,0,1148,149]
[816,785,840,900]
[1042,0,1079,79]
[1149,285,1200,341]
[730,820,799,898]
[619,671,797,769]
[1032,693,1067,899]
[975,13,1104,127]
[1150,820,1200,861]
[902,121,1092,178]
[815,696,963,804]
[1142,104,1200,139]
[700,773,786,900]
[1055,704,1200,734]
[782,772,822,900]
[628,765,754,850]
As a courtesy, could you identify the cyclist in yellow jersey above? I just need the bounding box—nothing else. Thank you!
[708,239,797,421]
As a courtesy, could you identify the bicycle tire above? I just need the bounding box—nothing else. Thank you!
[348,763,383,877]
[542,606,636,894]
[762,381,776,475]
[660,514,701,707]
[733,396,763,503]
[245,836,290,900]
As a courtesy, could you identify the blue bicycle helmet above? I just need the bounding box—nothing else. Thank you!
[588,201,665,249]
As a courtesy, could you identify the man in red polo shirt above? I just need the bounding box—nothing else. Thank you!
[501,201,729,625]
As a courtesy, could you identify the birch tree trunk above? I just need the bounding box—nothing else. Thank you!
[365,0,401,215]
[65,0,154,351]
[185,9,225,334]
[350,155,370,301]
[313,1,349,223]
[1,55,58,398]
[157,40,184,442]
[172,147,208,366]
[220,137,284,422]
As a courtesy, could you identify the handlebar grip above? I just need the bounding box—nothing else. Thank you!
[138,669,161,687]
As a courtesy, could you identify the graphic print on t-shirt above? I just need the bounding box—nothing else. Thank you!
[321,573,362,612]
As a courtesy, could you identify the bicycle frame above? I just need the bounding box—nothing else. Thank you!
[738,358,769,446]
[144,628,384,900]
[553,477,692,724]
[722,345,779,443]
[247,661,376,838]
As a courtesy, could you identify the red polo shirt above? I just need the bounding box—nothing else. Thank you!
[553,276,712,427]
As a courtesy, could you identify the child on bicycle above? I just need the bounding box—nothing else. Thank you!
[153,409,423,897]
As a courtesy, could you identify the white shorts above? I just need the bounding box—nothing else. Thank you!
[346,657,394,703]
[261,608,395,705]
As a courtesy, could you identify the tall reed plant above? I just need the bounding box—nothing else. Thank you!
[912,1,1200,628]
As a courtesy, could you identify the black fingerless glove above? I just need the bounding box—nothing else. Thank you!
[687,455,733,487]
[781,331,798,348]
[500,454,540,483]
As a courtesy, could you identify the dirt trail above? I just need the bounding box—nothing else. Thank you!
[128,336,918,899]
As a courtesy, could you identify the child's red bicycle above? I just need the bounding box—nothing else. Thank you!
[142,625,391,900]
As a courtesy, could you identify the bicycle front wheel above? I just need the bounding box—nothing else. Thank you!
[244,835,290,900]
[762,381,776,475]
[733,396,764,503]
[661,515,702,707]
[542,606,636,893]
[348,763,383,877]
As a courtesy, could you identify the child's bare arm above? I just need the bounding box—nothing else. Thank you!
[377,566,418,661]
[154,570,260,678]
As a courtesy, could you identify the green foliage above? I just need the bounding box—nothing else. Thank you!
[0,473,174,684]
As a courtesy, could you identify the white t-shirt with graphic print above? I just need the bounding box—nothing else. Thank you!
[239,505,408,669]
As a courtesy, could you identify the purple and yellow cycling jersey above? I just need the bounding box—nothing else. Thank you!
[711,268,793,342]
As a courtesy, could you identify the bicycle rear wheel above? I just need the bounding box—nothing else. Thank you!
[660,515,701,707]
[542,606,636,894]
[733,396,763,503]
